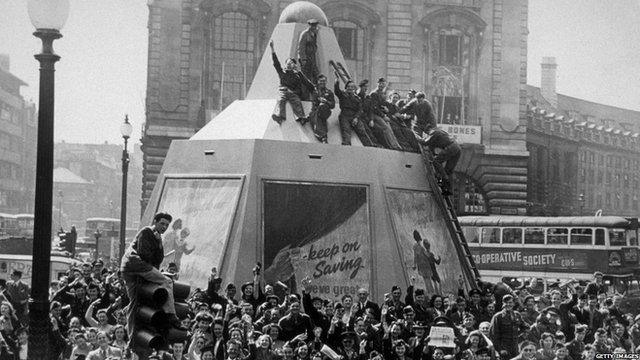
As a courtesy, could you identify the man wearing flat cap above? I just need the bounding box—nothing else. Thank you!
[298,18,320,89]
[6,269,29,321]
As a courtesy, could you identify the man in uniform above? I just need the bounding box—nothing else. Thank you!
[297,19,320,92]
[400,92,437,138]
[309,74,335,143]
[489,294,528,359]
[5,270,29,322]
[367,78,401,150]
[333,73,375,147]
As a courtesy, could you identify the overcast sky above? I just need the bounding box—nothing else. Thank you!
[1,0,639,144]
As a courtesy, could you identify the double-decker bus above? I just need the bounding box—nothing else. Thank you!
[0,213,18,237]
[460,215,639,288]
[15,214,34,237]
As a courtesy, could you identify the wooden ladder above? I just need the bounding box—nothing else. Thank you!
[417,144,481,285]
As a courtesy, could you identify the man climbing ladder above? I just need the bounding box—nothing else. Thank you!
[417,127,461,196]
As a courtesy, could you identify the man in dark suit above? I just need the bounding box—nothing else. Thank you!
[353,287,380,321]
[278,301,314,341]
[566,325,587,360]
[584,295,607,343]
[5,270,29,322]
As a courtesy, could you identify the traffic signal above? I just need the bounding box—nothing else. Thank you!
[133,280,191,355]
[68,226,77,257]
[57,232,68,253]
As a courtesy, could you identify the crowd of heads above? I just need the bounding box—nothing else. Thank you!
[1,256,639,360]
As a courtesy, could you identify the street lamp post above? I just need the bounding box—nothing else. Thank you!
[119,115,132,261]
[27,0,70,358]
[94,229,102,261]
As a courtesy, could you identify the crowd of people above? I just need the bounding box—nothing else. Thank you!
[1,244,640,360]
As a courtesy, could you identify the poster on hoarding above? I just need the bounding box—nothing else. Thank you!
[386,188,469,295]
[263,181,370,299]
[156,177,243,287]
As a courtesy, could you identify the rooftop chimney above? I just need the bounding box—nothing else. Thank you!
[0,54,9,72]
[540,56,557,108]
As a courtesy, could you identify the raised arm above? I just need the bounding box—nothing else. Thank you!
[270,40,283,76]
[85,299,100,328]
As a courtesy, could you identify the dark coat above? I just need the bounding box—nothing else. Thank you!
[489,310,528,358]
[121,227,164,273]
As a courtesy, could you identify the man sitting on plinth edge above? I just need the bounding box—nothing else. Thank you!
[270,40,316,125]
[121,212,183,347]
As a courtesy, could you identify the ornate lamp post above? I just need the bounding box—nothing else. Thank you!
[27,0,70,358]
[119,115,132,260]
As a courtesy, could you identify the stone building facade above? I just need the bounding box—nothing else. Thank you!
[142,0,530,215]
[0,55,37,214]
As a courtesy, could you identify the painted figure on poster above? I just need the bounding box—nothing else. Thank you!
[412,230,442,294]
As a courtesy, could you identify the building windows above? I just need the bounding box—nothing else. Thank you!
[208,12,258,109]
[438,34,462,66]
[332,21,365,82]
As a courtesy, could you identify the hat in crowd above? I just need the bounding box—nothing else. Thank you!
[377,77,386,83]
[358,79,369,87]
[391,285,401,292]
[403,305,414,314]
[307,18,319,25]
[11,269,22,277]
[469,289,482,297]
[413,321,427,329]
[334,303,345,310]
[267,294,280,302]
[593,271,603,277]
[226,283,236,290]
[408,89,417,95]
[414,288,425,296]
[92,259,104,267]
[311,296,323,304]
[340,331,358,340]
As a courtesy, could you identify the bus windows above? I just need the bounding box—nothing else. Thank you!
[609,229,627,247]
[595,229,605,246]
[524,228,544,244]
[463,227,480,243]
[547,228,568,245]
[571,228,593,245]
[481,228,500,244]
[502,228,522,244]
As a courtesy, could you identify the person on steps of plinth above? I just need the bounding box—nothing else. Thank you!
[120,212,184,348]
[270,40,316,125]
[419,125,461,197]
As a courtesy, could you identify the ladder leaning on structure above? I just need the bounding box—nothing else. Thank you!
[417,143,481,286]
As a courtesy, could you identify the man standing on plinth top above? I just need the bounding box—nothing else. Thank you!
[298,19,320,89]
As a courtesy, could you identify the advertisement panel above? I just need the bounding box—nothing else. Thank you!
[263,181,370,299]
[470,247,589,272]
[386,189,469,295]
[157,177,243,288]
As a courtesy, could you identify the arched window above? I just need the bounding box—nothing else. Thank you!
[451,172,487,215]
[208,12,257,109]
[331,20,365,81]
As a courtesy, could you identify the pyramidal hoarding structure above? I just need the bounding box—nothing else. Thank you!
[142,1,476,300]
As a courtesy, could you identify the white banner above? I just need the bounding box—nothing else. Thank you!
[440,124,481,144]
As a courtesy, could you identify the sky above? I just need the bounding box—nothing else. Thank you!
[0,0,639,144]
